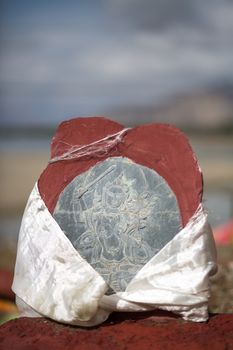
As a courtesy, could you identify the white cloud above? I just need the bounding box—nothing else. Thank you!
[0,0,233,125]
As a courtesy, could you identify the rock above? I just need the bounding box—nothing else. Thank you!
[39,117,203,227]
[14,117,206,327]
[0,313,232,350]
[38,117,202,295]
[53,157,182,293]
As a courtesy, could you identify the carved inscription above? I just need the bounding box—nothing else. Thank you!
[53,157,182,293]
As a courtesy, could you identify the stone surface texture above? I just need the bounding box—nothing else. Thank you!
[0,313,232,350]
[53,157,182,292]
[39,117,203,227]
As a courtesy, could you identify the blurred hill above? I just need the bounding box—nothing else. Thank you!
[108,83,233,132]
[1,84,233,134]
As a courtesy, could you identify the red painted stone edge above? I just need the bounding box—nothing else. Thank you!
[38,116,203,227]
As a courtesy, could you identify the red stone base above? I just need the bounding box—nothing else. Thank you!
[0,313,232,350]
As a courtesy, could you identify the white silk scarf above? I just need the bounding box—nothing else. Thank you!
[12,183,217,326]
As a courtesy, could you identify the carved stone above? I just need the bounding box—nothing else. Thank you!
[39,118,203,226]
[53,157,182,293]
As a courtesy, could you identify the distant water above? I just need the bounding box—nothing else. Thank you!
[0,136,51,151]
[1,133,232,157]
[203,190,233,228]
[191,140,233,163]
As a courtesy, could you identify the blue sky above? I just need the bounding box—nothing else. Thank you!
[1,0,233,126]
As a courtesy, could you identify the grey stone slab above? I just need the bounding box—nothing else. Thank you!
[53,157,182,293]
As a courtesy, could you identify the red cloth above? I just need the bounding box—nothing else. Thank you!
[214,219,233,245]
